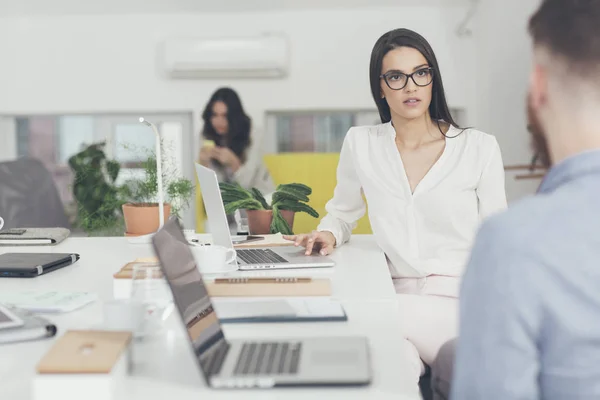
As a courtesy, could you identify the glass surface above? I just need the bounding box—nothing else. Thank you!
[114,123,156,163]
[130,264,174,336]
[152,218,226,379]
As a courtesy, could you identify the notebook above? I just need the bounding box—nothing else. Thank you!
[113,262,332,297]
[37,330,131,374]
[232,233,295,249]
[207,277,331,297]
[0,291,97,313]
[0,228,70,246]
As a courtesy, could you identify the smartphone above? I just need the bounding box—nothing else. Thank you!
[231,235,264,244]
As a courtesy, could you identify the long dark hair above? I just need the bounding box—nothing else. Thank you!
[201,87,251,161]
[369,28,460,136]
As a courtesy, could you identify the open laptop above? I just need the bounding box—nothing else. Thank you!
[195,163,335,270]
[151,217,371,389]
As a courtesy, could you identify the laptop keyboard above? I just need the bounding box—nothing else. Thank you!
[237,249,289,265]
[201,342,230,376]
[234,342,302,376]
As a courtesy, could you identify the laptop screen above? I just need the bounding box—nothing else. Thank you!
[195,163,236,250]
[152,217,226,380]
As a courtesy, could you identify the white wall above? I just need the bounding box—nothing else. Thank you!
[0,6,472,153]
[1,3,546,202]
[473,0,544,201]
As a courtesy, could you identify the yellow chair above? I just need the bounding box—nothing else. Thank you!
[195,176,207,233]
[195,153,372,234]
[263,153,372,235]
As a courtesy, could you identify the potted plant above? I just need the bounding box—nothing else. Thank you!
[69,142,194,236]
[119,153,194,236]
[68,142,126,236]
[219,182,319,235]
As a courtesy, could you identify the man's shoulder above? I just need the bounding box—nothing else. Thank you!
[478,195,549,245]
[481,187,584,241]
[470,195,560,278]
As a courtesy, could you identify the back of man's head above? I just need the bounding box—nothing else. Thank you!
[527,0,600,165]
[529,0,600,90]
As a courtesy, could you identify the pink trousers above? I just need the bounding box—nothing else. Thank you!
[394,275,459,379]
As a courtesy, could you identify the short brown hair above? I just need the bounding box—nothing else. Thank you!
[529,0,600,76]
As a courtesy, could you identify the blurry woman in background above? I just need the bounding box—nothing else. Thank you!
[198,87,274,194]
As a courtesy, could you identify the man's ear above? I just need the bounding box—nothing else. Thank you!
[529,63,548,111]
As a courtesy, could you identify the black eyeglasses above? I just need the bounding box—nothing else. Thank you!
[380,67,434,90]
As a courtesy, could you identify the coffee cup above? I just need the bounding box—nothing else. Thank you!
[191,245,237,274]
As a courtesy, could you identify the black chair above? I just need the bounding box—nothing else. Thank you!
[0,158,70,229]
[420,365,434,400]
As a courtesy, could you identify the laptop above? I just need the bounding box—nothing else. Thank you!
[151,217,371,389]
[195,163,335,270]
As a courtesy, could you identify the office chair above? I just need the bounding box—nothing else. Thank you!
[0,158,70,229]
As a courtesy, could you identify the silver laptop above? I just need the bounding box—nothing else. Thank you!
[195,163,335,270]
[152,218,371,389]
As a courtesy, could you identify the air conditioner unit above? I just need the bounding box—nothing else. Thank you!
[163,34,289,79]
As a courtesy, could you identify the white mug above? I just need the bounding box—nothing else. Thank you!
[0,216,4,230]
[191,245,236,274]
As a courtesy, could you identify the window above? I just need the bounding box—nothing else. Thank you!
[267,108,466,153]
[6,113,194,226]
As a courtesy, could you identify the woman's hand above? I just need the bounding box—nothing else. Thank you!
[212,147,242,172]
[283,231,336,256]
[198,146,213,167]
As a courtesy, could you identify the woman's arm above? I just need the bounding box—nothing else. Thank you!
[477,137,508,220]
[317,128,366,247]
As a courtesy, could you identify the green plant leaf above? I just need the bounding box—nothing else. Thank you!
[270,206,293,235]
[251,188,270,209]
[223,198,263,215]
[278,183,312,196]
[276,200,319,218]
[106,160,120,183]
[276,186,309,202]
[219,182,253,204]
[271,190,309,205]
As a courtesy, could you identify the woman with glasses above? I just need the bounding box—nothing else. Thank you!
[285,29,507,379]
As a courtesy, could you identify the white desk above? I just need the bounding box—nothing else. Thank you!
[0,236,420,400]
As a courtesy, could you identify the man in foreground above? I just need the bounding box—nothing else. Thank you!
[452,0,600,398]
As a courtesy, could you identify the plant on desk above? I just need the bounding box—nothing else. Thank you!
[119,148,194,236]
[219,182,319,235]
[69,142,194,236]
[69,142,125,236]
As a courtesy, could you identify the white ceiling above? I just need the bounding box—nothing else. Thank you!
[0,0,468,16]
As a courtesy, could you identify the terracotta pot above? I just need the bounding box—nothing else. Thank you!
[122,203,171,235]
[246,209,295,235]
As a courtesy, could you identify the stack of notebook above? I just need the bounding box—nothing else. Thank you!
[112,259,346,323]
[112,258,331,298]
[0,228,70,246]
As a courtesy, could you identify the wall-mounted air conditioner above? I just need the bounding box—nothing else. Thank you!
[163,33,289,79]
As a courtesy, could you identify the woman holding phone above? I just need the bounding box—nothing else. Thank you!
[285,29,507,379]
[198,87,274,195]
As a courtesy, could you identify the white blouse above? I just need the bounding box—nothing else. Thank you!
[318,122,507,278]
